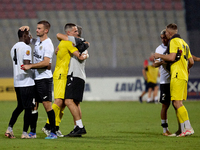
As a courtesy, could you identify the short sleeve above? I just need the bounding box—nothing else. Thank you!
[44,42,54,59]
[23,45,32,60]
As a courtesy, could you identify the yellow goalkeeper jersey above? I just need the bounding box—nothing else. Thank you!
[53,40,78,79]
[169,35,192,81]
[146,65,159,84]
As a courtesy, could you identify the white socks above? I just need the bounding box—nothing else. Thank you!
[76,119,83,128]
[161,119,168,133]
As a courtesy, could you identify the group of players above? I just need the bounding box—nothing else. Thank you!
[4,21,195,139]
[5,20,89,139]
[142,23,195,137]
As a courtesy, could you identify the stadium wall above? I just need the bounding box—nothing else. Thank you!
[1,77,200,101]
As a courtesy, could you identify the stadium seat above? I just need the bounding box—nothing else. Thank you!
[104,2,114,10]
[13,0,21,3]
[34,3,45,11]
[163,3,173,10]
[124,2,134,10]
[17,10,27,18]
[153,2,163,10]
[75,3,85,10]
[133,2,143,10]
[85,2,94,10]
[25,3,35,11]
[2,0,11,4]
[173,1,183,10]
[62,3,74,10]
[27,11,37,18]
[7,11,17,19]
[21,0,32,3]
[54,3,63,10]
[14,3,24,11]
[93,0,102,2]
[115,2,124,10]
[0,4,4,12]
[33,0,43,3]
[144,1,153,10]
[45,3,55,10]
[0,11,7,19]
[53,0,62,2]
[4,4,14,11]
[94,2,104,10]
[42,0,52,3]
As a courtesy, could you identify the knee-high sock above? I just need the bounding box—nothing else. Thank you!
[46,103,61,127]
[47,109,56,134]
[177,105,192,129]
[177,106,189,123]
[30,110,38,133]
[23,108,32,132]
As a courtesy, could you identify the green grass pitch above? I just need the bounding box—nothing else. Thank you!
[0,100,200,150]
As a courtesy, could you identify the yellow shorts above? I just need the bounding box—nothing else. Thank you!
[170,78,187,101]
[53,78,67,99]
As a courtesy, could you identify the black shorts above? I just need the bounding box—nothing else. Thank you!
[15,86,35,109]
[34,78,53,103]
[147,82,157,90]
[159,83,171,104]
[64,76,85,102]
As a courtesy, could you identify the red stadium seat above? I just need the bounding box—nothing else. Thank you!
[16,10,27,18]
[105,2,114,10]
[33,0,43,4]
[2,0,11,4]
[0,4,4,12]
[7,11,17,19]
[55,3,64,10]
[45,3,55,10]
[94,2,104,10]
[173,1,183,10]
[13,0,21,3]
[153,2,163,10]
[62,3,74,10]
[34,3,45,11]
[84,0,93,2]
[125,0,135,2]
[15,3,24,11]
[4,4,14,11]
[74,0,83,2]
[163,2,172,10]
[144,1,153,10]
[27,11,37,18]
[54,0,62,2]
[61,0,72,2]
[85,2,94,10]
[133,2,142,10]
[25,3,35,11]
[0,11,7,19]
[21,0,32,3]
[42,0,51,3]
[115,2,124,10]
[75,3,85,10]
[103,0,113,2]
[124,2,134,10]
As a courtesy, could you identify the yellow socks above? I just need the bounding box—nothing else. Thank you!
[47,103,61,126]
[177,106,189,123]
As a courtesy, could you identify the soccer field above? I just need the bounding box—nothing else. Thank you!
[0,100,200,150]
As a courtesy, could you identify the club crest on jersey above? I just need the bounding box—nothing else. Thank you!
[72,43,75,47]
[26,50,30,55]
[39,46,42,50]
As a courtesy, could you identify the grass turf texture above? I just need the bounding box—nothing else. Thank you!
[0,101,200,150]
